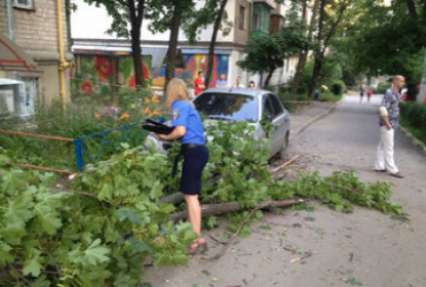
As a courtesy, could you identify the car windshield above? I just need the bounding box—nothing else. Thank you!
[194,92,258,122]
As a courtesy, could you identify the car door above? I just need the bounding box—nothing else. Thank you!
[265,94,287,155]
[262,94,285,155]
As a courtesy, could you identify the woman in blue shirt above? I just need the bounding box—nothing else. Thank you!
[157,78,209,254]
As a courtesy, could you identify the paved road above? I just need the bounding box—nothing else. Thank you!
[144,95,426,287]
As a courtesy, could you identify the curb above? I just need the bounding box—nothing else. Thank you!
[295,103,337,136]
[399,125,426,156]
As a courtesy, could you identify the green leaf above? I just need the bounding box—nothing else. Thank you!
[83,239,110,266]
[23,255,42,277]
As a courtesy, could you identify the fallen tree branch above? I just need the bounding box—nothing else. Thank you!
[160,192,183,204]
[171,198,304,222]
[270,155,301,174]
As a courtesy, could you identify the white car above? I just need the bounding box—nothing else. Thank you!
[145,87,291,158]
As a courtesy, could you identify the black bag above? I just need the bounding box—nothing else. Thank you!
[142,119,174,134]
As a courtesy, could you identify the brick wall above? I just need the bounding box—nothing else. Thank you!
[0,0,8,36]
[13,0,68,61]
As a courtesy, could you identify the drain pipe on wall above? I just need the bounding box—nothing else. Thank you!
[6,0,15,40]
[56,0,71,109]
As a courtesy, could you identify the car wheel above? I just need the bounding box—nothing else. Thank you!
[279,132,290,159]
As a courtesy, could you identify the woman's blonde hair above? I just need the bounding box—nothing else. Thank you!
[165,78,191,109]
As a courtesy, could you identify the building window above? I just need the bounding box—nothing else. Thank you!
[239,5,246,30]
[13,0,34,10]
[252,3,271,33]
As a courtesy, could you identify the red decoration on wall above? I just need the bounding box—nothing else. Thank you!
[80,80,93,95]
[95,56,113,82]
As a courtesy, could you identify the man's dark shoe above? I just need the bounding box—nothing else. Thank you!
[390,172,404,179]
[374,169,387,173]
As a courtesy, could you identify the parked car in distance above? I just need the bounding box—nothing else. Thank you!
[144,87,290,159]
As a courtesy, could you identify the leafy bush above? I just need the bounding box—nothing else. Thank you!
[374,82,391,94]
[319,91,342,102]
[400,102,426,144]
[0,149,194,287]
[0,89,155,170]
[331,80,346,95]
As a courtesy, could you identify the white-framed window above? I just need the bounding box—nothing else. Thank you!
[13,0,34,10]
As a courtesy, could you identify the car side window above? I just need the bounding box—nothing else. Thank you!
[269,94,284,117]
[262,96,275,121]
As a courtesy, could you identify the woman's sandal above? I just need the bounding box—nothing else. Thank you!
[187,238,208,255]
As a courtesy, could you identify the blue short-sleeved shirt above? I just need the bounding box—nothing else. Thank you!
[379,89,400,128]
[171,100,205,145]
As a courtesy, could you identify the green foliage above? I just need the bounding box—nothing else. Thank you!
[270,171,405,216]
[400,102,426,144]
[374,81,391,94]
[0,91,150,170]
[319,91,343,102]
[340,0,426,88]
[0,120,406,285]
[331,80,346,96]
[202,121,271,207]
[238,24,311,86]
[0,149,194,286]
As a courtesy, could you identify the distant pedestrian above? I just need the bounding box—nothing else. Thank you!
[194,70,205,97]
[359,85,365,103]
[367,88,373,102]
[249,80,256,89]
[374,75,405,178]
[313,89,320,101]
[216,74,228,88]
[234,76,245,88]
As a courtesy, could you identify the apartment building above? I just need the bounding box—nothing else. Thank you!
[0,0,71,118]
[71,0,299,95]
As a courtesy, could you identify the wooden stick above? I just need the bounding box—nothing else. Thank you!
[15,163,72,176]
[0,129,74,142]
[270,155,301,174]
[171,198,304,222]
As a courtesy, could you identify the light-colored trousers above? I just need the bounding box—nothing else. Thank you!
[375,126,399,174]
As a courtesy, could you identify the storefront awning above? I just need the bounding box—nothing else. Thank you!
[0,34,38,72]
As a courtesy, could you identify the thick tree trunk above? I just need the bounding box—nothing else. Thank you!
[165,4,182,90]
[128,0,145,89]
[264,68,275,88]
[309,51,325,97]
[308,0,348,98]
[205,0,228,88]
[292,0,319,95]
[406,0,417,18]
[308,0,326,98]
[130,27,144,88]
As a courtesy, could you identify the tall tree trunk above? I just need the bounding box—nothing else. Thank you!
[165,4,182,90]
[308,0,348,98]
[264,68,275,88]
[423,0,426,16]
[292,0,319,95]
[128,0,145,89]
[406,0,417,18]
[205,0,228,88]
[308,0,326,98]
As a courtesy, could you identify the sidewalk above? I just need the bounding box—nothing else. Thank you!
[289,101,337,136]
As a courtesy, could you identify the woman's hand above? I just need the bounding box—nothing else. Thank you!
[157,133,168,141]
[155,126,186,141]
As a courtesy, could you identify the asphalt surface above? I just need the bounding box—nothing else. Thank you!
[144,95,426,287]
